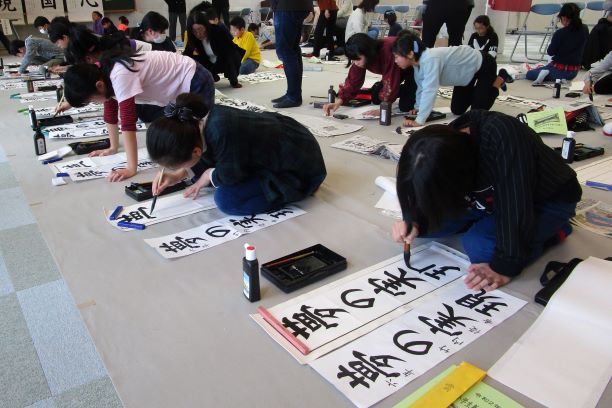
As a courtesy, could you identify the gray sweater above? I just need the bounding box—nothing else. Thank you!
[19,36,64,74]
[585,51,612,82]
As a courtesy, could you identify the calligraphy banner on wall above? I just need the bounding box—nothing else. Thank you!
[66,0,103,22]
[0,1,25,25]
[24,0,65,21]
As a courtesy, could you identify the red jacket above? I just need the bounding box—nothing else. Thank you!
[317,0,338,11]
[338,37,402,103]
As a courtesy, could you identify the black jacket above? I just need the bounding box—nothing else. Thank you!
[184,24,245,80]
[271,0,314,11]
[164,0,186,13]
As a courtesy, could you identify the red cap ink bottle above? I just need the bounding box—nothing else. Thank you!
[243,243,260,302]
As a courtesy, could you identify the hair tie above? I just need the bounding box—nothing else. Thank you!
[413,40,419,54]
[94,61,101,68]
[164,103,195,122]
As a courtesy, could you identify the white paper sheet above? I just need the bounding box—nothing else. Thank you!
[144,205,306,258]
[54,148,152,181]
[106,192,217,230]
[261,244,470,354]
[47,122,146,139]
[43,118,106,135]
[489,257,612,408]
[575,156,612,185]
[282,112,363,137]
[237,72,286,84]
[144,220,242,259]
[34,103,103,118]
[310,282,527,408]
[215,97,270,113]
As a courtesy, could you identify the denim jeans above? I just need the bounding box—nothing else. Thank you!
[525,63,579,81]
[214,178,280,216]
[274,10,309,103]
[420,200,577,265]
[239,59,259,75]
[189,63,215,110]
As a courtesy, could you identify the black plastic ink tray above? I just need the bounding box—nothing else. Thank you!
[125,180,191,201]
[261,244,347,293]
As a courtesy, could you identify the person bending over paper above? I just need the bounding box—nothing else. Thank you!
[392,110,581,292]
[147,93,327,215]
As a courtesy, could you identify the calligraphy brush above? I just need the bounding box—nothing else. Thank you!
[150,168,164,214]
[403,223,412,267]
[53,88,65,118]
[588,73,593,102]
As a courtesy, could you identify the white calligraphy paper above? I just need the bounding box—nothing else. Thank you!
[24,0,65,19]
[215,97,270,113]
[47,122,146,139]
[282,112,363,137]
[310,282,527,408]
[54,148,156,181]
[14,91,57,103]
[65,0,102,22]
[35,103,103,118]
[237,72,286,84]
[106,192,217,230]
[144,221,242,259]
[145,205,307,258]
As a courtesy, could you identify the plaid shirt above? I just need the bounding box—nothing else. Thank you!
[192,106,327,205]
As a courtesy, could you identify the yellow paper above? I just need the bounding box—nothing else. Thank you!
[526,107,568,135]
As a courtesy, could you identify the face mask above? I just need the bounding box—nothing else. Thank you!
[39,28,47,34]
[152,33,167,44]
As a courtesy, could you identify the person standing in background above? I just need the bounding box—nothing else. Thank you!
[165,0,187,42]
[213,0,230,26]
[270,0,314,108]
[305,0,338,59]
[92,11,104,35]
[422,0,472,47]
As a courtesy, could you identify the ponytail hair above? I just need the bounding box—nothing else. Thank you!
[146,93,210,168]
[392,31,426,61]
[473,15,495,36]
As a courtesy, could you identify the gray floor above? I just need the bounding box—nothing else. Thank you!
[0,150,121,408]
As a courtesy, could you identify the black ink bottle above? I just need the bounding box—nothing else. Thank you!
[553,79,561,99]
[0,57,4,76]
[243,243,260,302]
[561,131,575,163]
[34,127,46,156]
[28,105,38,129]
[380,100,391,126]
[328,85,336,104]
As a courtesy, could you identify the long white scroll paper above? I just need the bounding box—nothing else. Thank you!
[253,243,470,363]
[282,112,363,137]
[54,148,156,181]
[47,121,146,139]
[237,72,286,84]
[13,91,57,103]
[310,281,527,408]
[145,205,306,259]
[35,103,103,118]
[106,192,217,231]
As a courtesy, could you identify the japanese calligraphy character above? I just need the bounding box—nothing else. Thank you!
[469,326,481,334]
[2,0,17,11]
[336,351,404,389]
[368,268,424,296]
[205,225,231,238]
[452,337,464,346]
[158,236,206,253]
[439,345,450,353]
[403,369,414,377]
[65,160,93,169]
[117,207,156,223]
[41,0,57,9]
[386,378,398,387]
[418,304,476,336]
[393,330,433,355]
[455,289,508,316]
[229,215,265,229]
[81,0,99,6]
[281,305,348,339]
[340,289,375,309]
[407,263,460,280]
[74,170,105,178]
[483,318,493,325]
[267,208,294,219]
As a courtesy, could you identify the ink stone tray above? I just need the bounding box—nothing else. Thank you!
[261,244,347,293]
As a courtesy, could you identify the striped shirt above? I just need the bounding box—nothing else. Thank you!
[451,110,581,276]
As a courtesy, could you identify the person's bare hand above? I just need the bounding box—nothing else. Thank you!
[464,263,511,292]
[392,221,419,244]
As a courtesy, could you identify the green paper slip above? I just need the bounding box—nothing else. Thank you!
[526,107,568,135]
[393,365,525,408]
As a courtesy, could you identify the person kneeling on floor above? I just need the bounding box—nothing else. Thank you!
[392,110,581,292]
[147,93,327,215]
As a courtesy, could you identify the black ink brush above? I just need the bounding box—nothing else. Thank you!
[403,223,412,267]
[150,168,164,214]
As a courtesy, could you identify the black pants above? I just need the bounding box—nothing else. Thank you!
[422,0,472,47]
[136,104,165,123]
[451,52,499,115]
[0,30,9,51]
[313,10,338,56]
[594,73,612,95]
[371,68,417,112]
[216,6,230,26]
[168,12,186,41]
